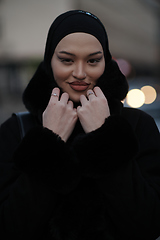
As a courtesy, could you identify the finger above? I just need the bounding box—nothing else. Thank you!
[60,92,69,104]
[68,100,74,108]
[93,86,106,98]
[77,105,81,113]
[87,89,95,100]
[80,94,88,106]
[50,88,60,102]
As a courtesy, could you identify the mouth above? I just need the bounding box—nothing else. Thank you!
[69,81,90,91]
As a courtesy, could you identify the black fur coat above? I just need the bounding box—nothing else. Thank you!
[0,61,160,240]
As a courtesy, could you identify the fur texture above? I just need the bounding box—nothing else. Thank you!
[73,115,139,178]
[14,127,80,194]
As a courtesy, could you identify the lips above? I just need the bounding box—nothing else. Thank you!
[69,81,90,91]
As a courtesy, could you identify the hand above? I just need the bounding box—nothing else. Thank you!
[43,88,78,142]
[77,87,110,133]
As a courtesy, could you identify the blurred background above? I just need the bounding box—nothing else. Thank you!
[0,0,160,129]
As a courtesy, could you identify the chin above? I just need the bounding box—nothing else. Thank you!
[69,92,86,103]
[69,95,81,107]
[70,96,81,103]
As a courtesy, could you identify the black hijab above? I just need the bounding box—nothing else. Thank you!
[44,10,112,77]
[23,10,128,117]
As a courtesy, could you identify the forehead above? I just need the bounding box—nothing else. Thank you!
[55,33,103,52]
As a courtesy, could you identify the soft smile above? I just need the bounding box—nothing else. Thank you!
[69,81,90,91]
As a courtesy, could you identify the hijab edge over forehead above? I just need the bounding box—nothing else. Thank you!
[44,10,112,76]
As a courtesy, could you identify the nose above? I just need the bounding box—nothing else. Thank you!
[72,62,86,80]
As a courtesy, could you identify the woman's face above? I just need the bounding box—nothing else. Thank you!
[51,33,105,102]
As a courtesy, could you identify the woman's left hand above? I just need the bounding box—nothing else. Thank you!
[77,86,110,133]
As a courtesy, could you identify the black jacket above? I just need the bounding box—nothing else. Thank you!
[1,62,160,239]
[1,105,160,240]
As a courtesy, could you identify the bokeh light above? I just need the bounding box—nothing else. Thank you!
[141,85,157,104]
[126,89,145,108]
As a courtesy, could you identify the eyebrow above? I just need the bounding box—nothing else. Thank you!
[59,51,75,56]
[89,51,103,56]
[58,51,103,57]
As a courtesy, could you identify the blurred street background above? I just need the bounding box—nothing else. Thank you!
[0,0,160,130]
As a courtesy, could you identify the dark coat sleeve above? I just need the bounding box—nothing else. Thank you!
[0,115,80,239]
[72,110,160,240]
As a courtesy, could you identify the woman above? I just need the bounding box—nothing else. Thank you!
[0,10,160,240]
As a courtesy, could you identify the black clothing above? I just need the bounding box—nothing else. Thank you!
[1,101,160,239]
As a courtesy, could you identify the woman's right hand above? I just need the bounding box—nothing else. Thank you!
[43,88,78,142]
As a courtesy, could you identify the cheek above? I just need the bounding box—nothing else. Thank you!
[52,62,70,85]
[89,65,105,83]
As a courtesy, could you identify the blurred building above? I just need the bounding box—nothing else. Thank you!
[0,0,160,127]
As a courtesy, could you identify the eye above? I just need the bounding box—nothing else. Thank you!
[88,57,102,65]
[58,57,73,65]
